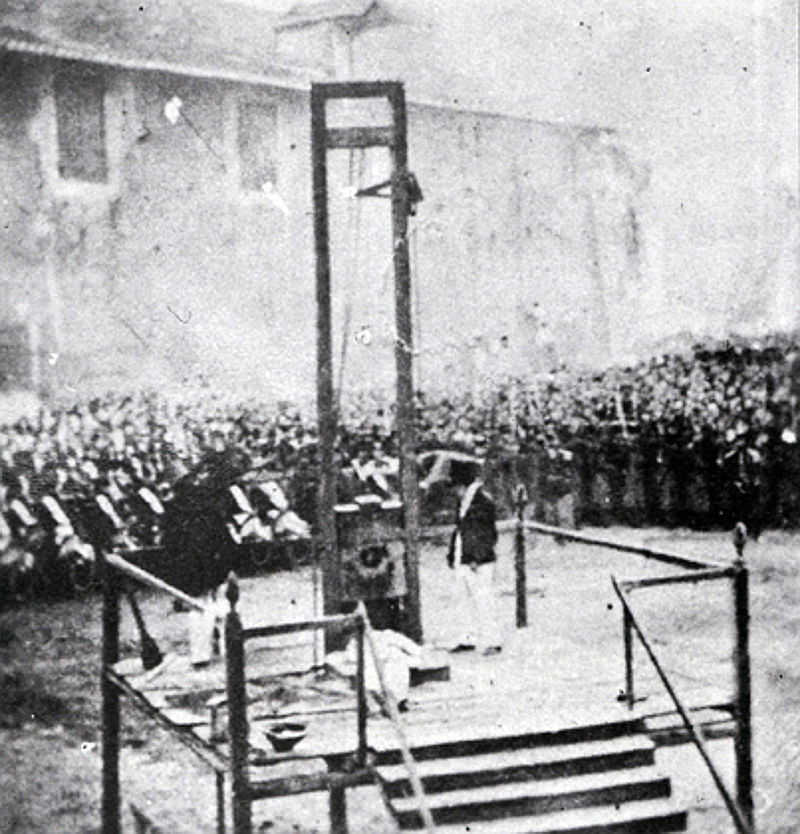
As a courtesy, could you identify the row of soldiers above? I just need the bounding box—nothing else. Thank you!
[527,410,800,536]
[0,419,313,603]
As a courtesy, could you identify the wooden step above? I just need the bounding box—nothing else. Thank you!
[373,717,644,766]
[389,766,672,828]
[377,735,656,797]
[423,797,687,833]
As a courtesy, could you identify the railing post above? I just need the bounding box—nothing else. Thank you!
[732,523,754,830]
[330,624,351,834]
[329,783,348,834]
[100,548,121,834]
[623,603,635,709]
[225,574,252,834]
[216,770,226,834]
[514,484,528,628]
[355,614,368,768]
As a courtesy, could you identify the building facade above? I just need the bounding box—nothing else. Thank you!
[0,1,708,401]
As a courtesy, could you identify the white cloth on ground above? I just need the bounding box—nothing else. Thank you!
[327,628,422,706]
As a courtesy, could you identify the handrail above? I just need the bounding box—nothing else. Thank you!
[223,573,371,834]
[620,566,735,591]
[356,601,436,833]
[105,552,207,612]
[243,612,362,640]
[221,598,434,832]
[522,520,720,570]
[611,577,753,834]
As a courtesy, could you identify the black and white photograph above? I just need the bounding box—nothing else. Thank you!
[0,1,797,832]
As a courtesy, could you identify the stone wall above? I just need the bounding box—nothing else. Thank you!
[0,53,685,400]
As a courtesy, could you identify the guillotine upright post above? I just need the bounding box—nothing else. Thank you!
[311,81,423,646]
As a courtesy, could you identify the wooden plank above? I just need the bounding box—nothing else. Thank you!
[106,553,206,611]
[648,723,736,747]
[325,126,394,149]
[367,710,647,764]
[376,735,657,790]
[389,765,671,829]
[423,799,687,834]
[622,567,734,590]
[314,80,400,100]
[526,522,722,570]
[243,612,361,640]
[247,768,372,800]
[644,706,736,746]
[632,687,734,720]
[643,706,735,729]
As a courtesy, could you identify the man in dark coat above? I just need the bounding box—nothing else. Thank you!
[446,459,502,655]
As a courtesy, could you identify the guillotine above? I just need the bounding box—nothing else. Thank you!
[311,81,424,645]
[95,80,757,834]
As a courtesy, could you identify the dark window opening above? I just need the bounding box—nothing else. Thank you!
[0,325,31,390]
[238,102,278,192]
[55,62,108,183]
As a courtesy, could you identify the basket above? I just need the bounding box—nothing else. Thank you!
[264,722,307,753]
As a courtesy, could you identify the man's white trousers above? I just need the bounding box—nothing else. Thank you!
[453,561,502,649]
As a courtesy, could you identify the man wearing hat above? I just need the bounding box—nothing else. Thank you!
[446,458,503,655]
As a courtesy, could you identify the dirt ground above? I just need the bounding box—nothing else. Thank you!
[1,526,799,833]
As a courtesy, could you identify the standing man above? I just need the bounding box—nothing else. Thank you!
[446,459,503,655]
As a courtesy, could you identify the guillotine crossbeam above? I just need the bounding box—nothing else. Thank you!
[325,127,394,149]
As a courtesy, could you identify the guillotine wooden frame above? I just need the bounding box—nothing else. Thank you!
[311,81,423,645]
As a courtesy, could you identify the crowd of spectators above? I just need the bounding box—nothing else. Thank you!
[422,333,800,535]
[1,334,798,553]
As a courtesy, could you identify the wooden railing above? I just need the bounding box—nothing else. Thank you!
[355,601,436,833]
[611,576,753,834]
[516,514,755,833]
[100,549,433,834]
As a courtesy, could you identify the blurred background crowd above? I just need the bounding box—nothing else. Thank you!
[1,332,798,602]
